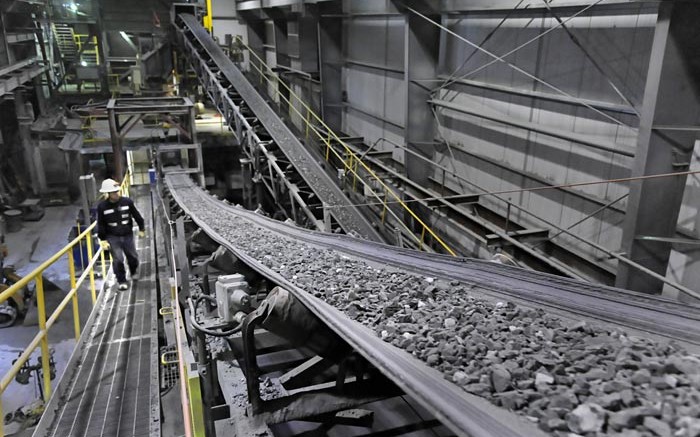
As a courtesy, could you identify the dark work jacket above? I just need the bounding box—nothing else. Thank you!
[97,197,145,240]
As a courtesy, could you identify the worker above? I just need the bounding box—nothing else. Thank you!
[97,178,145,290]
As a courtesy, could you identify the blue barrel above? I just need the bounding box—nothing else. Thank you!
[4,210,22,233]
[69,226,90,271]
[148,168,157,184]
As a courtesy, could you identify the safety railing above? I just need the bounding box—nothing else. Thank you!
[73,34,100,66]
[0,175,129,436]
[156,183,199,437]
[0,224,104,436]
[236,37,457,256]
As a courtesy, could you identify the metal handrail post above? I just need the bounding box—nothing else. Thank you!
[35,275,52,401]
[86,234,97,303]
[68,250,80,340]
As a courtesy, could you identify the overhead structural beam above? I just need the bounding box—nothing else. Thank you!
[430,98,636,157]
[616,2,700,295]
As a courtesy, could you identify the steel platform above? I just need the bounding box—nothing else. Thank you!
[33,189,160,437]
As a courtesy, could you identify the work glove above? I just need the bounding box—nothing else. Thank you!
[100,240,110,250]
[138,231,146,238]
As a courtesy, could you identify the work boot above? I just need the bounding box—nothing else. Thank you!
[118,283,129,291]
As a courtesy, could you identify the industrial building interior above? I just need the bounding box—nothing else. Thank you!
[0,0,700,436]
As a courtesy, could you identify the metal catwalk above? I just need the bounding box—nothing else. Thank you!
[33,188,160,437]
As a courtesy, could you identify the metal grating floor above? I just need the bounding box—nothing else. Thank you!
[33,190,159,437]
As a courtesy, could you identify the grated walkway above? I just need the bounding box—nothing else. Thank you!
[33,189,160,437]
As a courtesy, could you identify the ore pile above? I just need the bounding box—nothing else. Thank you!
[177,188,700,437]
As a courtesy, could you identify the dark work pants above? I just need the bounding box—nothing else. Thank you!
[107,234,139,283]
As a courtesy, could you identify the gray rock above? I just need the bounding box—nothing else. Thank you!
[497,391,525,410]
[677,417,700,437]
[597,392,622,410]
[608,406,661,430]
[566,403,605,433]
[549,391,578,410]
[444,317,457,329]
[535,372,555,385]
[643,416,671,437]
[651,375,678,389]
[452,371,468,386]
[631,368,651,385]
[491,365,512,393]
[584,368,609,381]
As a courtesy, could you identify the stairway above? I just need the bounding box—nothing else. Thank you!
[52,24,78,63]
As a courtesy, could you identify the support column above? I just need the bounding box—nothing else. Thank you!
[245,18,266,86]
[318,1,343,131]
[298,6,319,75]
[107,104,125,180]
[14,90,45,195]
[616,2,700,294]
[187,103,205,187]
[401,2,440,186]
[273,18,290,116]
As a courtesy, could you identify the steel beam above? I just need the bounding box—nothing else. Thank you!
[616,2,700,294]
[13,89,44,195]
[439,75,638,116]
[430,98,636,157]
[273,18,291,115]
[401,2,441,185]
[318,1,343,131]
[298,5,319,74]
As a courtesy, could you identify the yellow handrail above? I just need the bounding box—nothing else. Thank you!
[0,222,108,437]
[237,37,456,256]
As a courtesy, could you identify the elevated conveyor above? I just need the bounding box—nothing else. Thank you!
[175,13,384,242]
[32,189,160,437]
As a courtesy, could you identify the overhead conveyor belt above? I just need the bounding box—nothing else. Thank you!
[175,13,384,243]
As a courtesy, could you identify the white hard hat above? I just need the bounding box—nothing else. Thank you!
[99,178,120,193]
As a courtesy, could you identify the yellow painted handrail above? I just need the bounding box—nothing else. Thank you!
[237,37,456,256]
[0,222,108,437]
[0,174,129,436]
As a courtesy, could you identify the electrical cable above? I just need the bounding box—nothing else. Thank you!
[187,297,242,337]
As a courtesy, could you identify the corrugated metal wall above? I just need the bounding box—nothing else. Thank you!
[338,2,667,274]
[220,0,699,292]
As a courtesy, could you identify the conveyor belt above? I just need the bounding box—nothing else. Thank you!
[165,173,700,437]
[33,190,159,437]
[166,173,700,346]
[177,13,384,242]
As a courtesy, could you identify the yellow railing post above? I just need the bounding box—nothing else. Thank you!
[67,250,80,340]
[381,193,388,224]
[100,249,107,280]
[86,235,97,304]
[35,275,52,401]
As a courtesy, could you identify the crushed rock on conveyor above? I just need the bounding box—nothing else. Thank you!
[177,188,700,437]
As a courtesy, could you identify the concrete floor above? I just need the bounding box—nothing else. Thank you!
[1,204,102,435]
